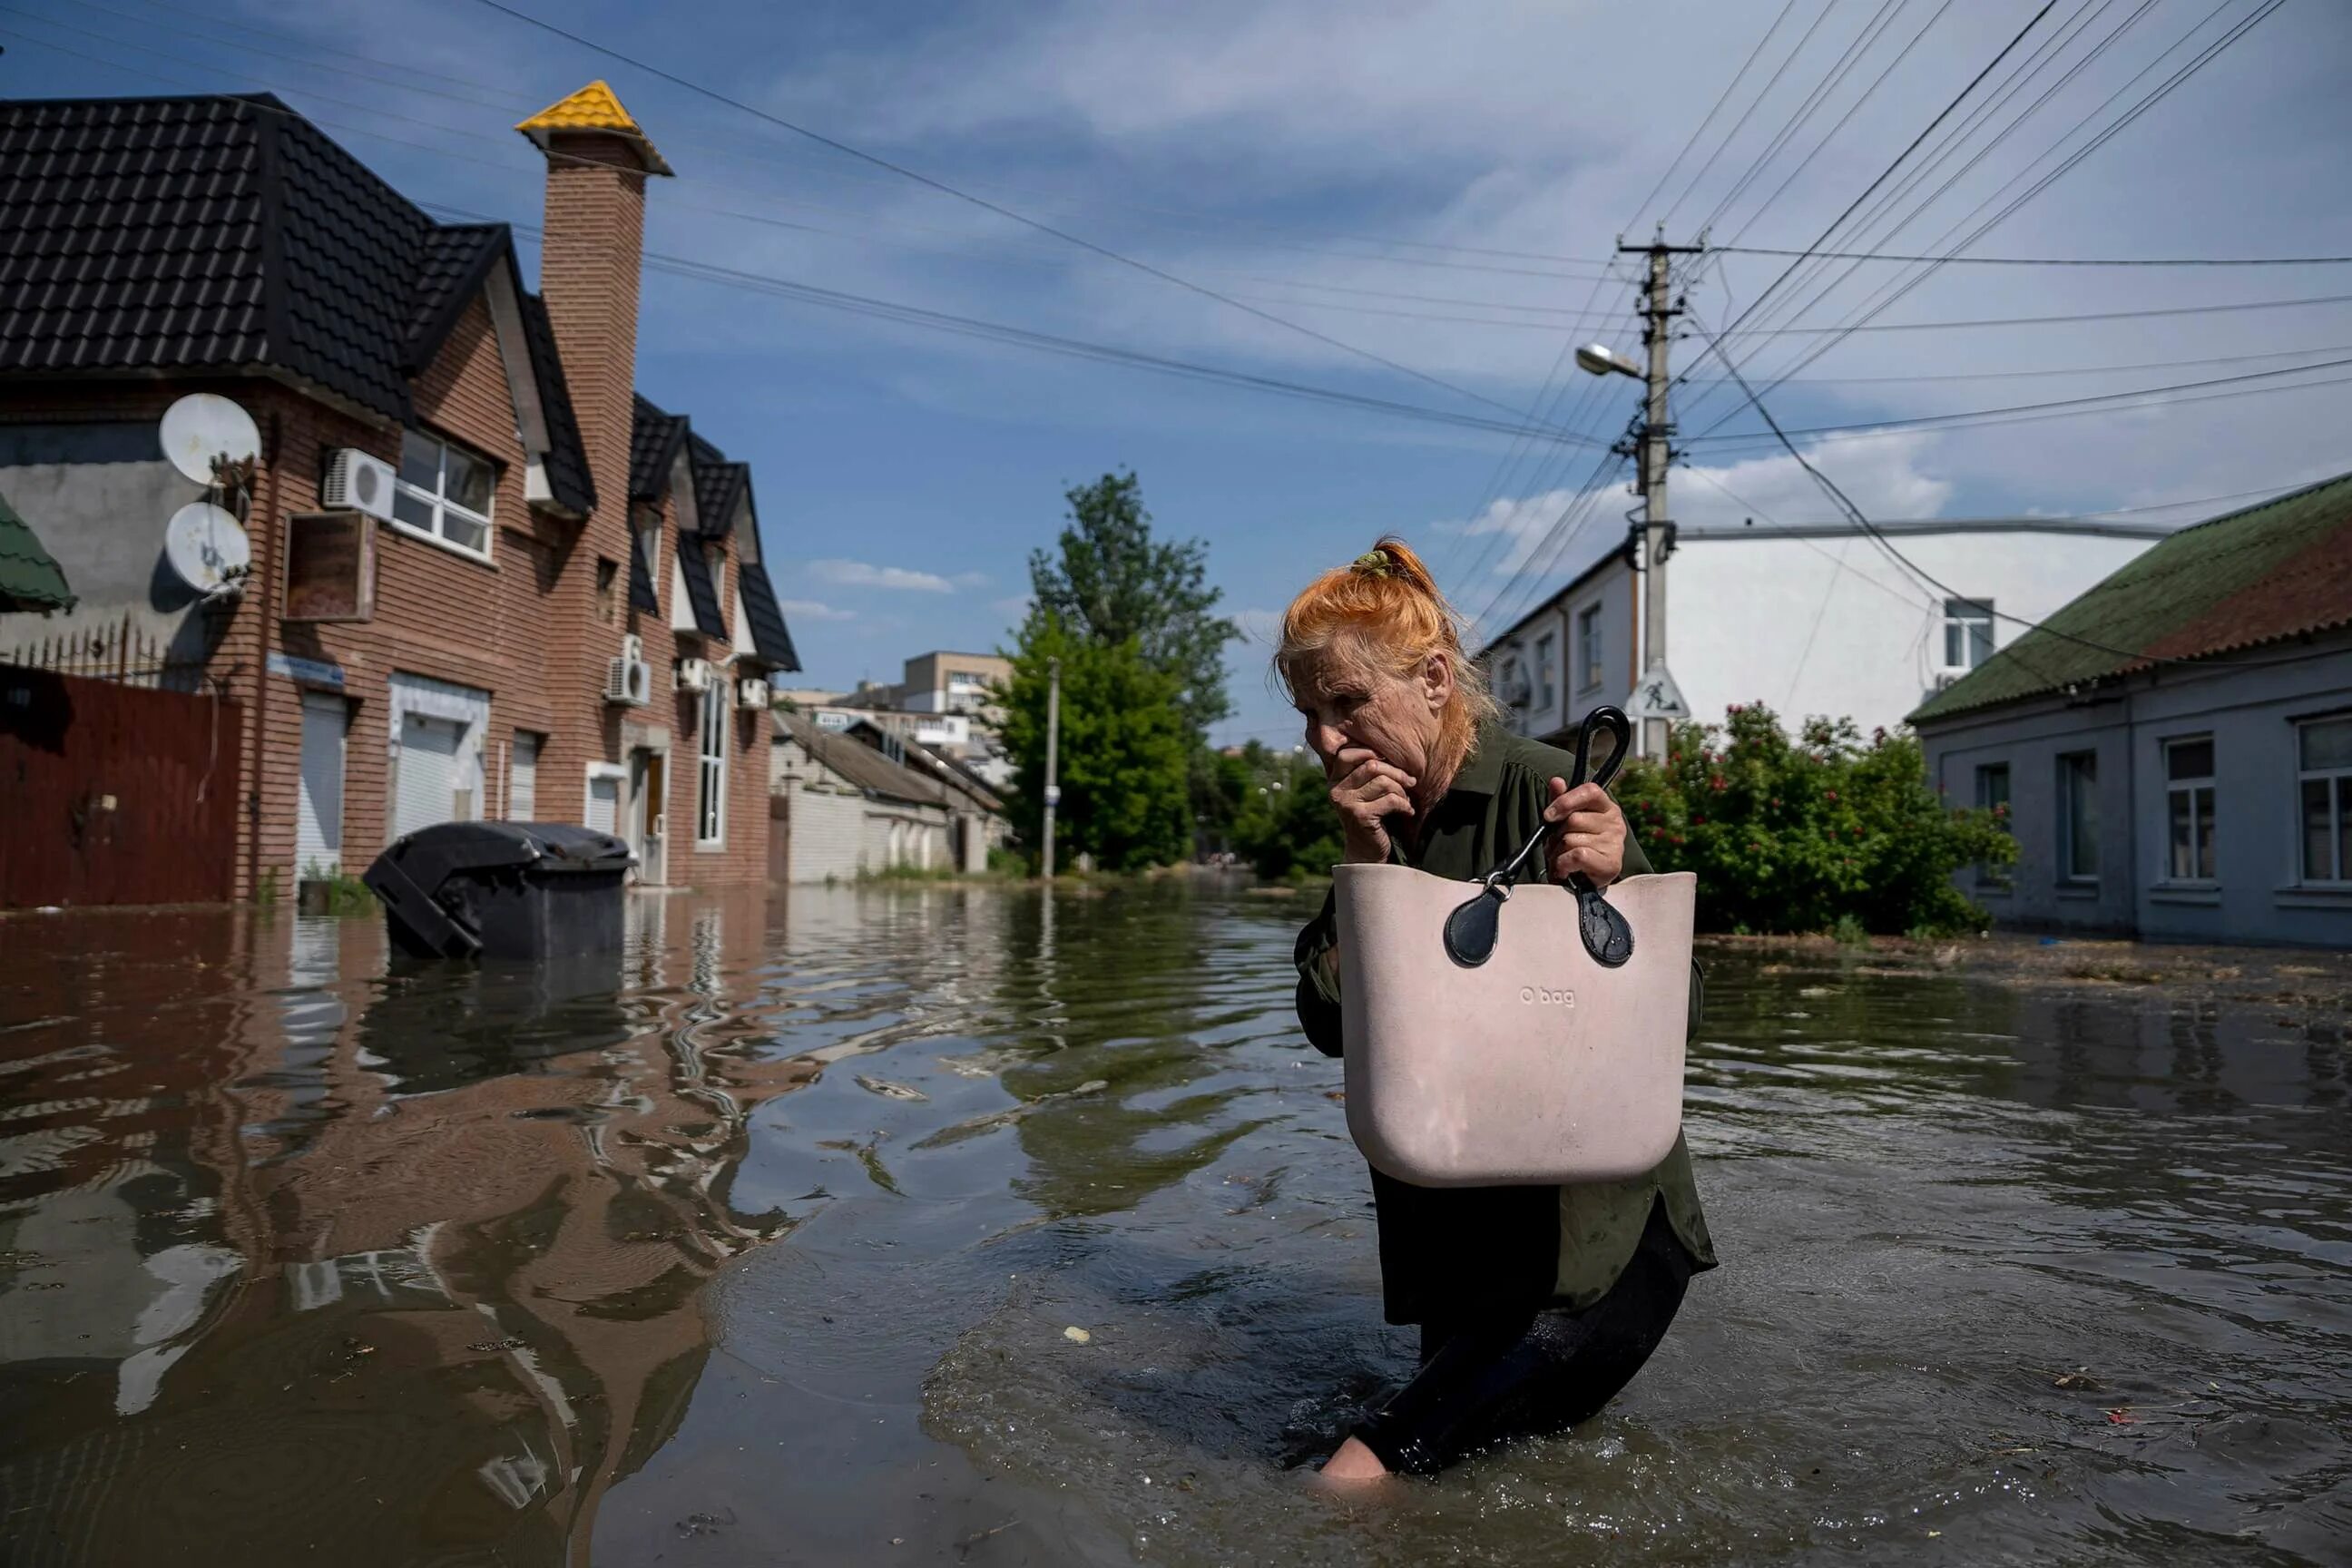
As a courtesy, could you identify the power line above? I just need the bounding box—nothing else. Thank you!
[1688,0,2281,437]
[1683,311,2322,676]
[1715,1,2062,343]
[1724,289,2352,334]
[1702,0,1950,240]
[427,205,1610,451]
[1682,354,2352,448]
[461,0,1547,427]
[1625,0,1804,228]
[1714,243,2352,265]
[1661,0,1845,229]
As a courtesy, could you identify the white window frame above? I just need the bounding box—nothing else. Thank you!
[2161,735,2217,885]
[2058,750,2099,885]
[1940,598,1995,671]
[696,679,729,847]
[1576,603,1603,693]
[390,429,495,561]
[2297,715,2352,886]
[1534,632,1556,710]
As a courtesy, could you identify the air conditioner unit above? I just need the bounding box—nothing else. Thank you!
[736,677,769,710]
[605,653,652,707]
[321,447,398,521]
[675,658,712,694]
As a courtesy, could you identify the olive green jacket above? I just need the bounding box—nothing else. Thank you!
[1295,720,1717,1322]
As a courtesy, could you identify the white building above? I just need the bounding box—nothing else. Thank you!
[1484,517,2175,745]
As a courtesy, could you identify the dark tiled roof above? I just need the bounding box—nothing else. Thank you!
[403,224,504,370]
[0,93,591,509]
[1911,472,2352,723]
[635,403,794,666]
[629,394,690,501]
[736,554,800,671]
[0,486,74,612]
[673,535,727,640]
[628,528,659,614]
[1,95,270,376]
[514,289,594,515]
[686,433,748,538]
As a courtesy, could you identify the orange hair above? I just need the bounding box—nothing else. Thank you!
[1276,536,1500,748]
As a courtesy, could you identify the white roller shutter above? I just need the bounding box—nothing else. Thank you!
[509,731,540,820]
[297,694,346,877]
[395,715,463,839]
[586,772,620,833]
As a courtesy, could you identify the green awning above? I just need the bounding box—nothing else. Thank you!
[0,487,74,613]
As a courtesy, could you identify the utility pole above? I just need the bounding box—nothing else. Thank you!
[1041,656,1062,880]
[1614,235,1704,761]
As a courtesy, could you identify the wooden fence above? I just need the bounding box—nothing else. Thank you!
[0,664,242,907]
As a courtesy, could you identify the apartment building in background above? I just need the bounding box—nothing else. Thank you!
[0,84,796,905]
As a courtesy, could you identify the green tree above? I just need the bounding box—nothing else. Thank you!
[1612,703,2015,936]
[999,613,1192,872]
[1230,748,1346,880]
[1027,471,1236,740]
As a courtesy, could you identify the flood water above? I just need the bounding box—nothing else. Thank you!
[1,885,2347,1566]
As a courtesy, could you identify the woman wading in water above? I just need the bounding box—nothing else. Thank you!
[1282,539,1716,1482]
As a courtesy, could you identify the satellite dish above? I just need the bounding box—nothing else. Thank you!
[160,393,261,484]
[163,502,252,595]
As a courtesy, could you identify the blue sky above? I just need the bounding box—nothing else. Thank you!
[7,0,2351,746]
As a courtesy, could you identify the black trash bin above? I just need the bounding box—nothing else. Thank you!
[364,822,634,960]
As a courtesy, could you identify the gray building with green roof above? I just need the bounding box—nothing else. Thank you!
[1910,475,2352,947]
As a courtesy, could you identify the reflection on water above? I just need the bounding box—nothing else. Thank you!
[1,886,2347,1566]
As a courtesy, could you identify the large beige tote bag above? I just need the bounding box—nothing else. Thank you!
[1334,708,1695,1187]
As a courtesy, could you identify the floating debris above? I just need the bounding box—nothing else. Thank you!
[1063,1327,1092,1344]
[855,1076,930,1102]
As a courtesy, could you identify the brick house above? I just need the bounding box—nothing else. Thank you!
[0,84,796,901]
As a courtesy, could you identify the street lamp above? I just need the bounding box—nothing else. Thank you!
[1575,342,1642,379]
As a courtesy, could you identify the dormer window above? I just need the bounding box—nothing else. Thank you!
[393,430,495,558]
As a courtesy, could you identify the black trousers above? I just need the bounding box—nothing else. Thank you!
[1350,1200,1695,1477]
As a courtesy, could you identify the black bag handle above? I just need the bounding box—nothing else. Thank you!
[1444,706,1636,969]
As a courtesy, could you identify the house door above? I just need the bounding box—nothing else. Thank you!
[628,748,667,885]
[394,714,465,839]
[296,693,347,881]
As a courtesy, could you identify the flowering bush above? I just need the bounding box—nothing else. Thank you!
[1612,703,2014,936]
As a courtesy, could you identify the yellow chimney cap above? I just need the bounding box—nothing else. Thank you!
[515,81,673,176]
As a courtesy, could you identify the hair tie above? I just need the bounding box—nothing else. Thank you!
[1352,549,1392,578]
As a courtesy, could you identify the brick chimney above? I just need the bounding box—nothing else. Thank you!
[515,81,672,528]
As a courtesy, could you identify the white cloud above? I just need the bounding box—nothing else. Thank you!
[953,571,991,589]
[807,559,956,593]
[779,598,856,622]
[991,594,1033,623]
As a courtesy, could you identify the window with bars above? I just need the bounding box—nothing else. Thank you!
[2163,736,2216,882]
[2298,716,2352,885]
[1535,632,1556,710]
